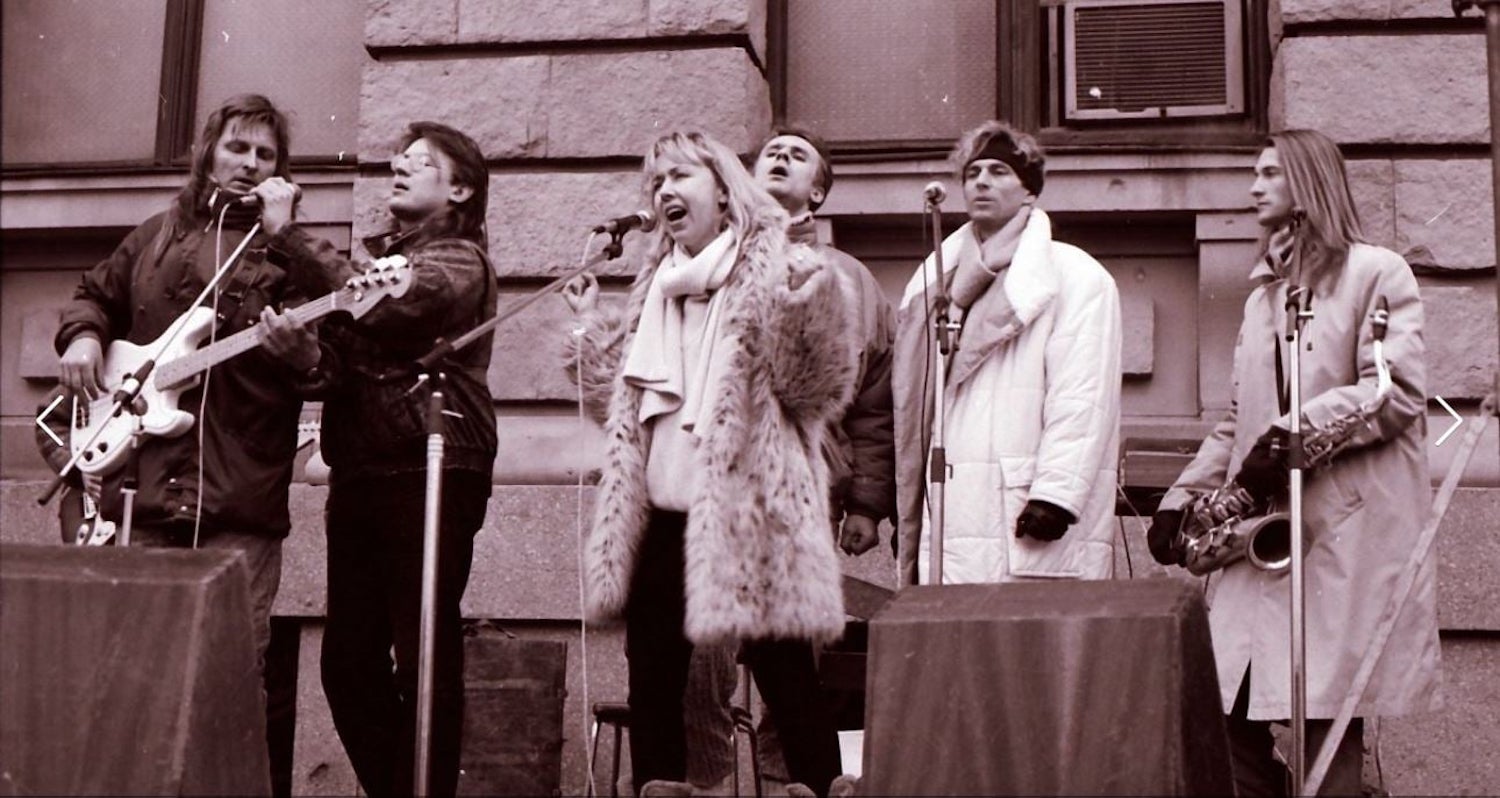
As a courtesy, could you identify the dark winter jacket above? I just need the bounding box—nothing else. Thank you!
[268,224,498,484]
[54,210,309,537]
[785,220,897,524]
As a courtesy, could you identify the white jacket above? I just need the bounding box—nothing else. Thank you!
[892,209,1122,584]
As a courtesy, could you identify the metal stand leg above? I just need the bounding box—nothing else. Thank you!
[590,702,629,798]
[730,664,763,798]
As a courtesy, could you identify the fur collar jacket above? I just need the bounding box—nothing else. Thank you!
[567,206,859,644]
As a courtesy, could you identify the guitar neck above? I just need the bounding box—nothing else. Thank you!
[154,293,340,387]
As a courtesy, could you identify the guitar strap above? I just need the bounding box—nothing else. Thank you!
[208,235,270,336]
[144,217,269,336]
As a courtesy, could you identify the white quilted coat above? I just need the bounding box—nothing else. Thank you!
[892,209,1123,585]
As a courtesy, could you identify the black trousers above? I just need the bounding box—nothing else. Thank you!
[1226,670,1365,797]
[320,469,490,798]
[625,510,842,797]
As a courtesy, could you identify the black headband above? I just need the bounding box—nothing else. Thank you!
[964,134,1042,195]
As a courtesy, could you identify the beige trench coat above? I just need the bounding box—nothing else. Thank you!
[1163,242,1442,720]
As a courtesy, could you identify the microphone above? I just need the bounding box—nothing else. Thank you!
[923,181,947,205]
[207,184,301,216]
[237,184,303,206]
[592,210,657,234]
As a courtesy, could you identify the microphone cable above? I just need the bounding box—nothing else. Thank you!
[572,230,601,795]
[192,196,251,549]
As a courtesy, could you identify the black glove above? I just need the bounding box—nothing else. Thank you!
[1147,508,1186,566]
[1015,499,1074,542]
[1235,427,1289,504]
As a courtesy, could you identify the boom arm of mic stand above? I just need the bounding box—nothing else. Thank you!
[416,230,629,373]
[408,228,625,792]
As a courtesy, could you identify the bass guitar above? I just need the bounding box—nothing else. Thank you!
[70,256,410,477]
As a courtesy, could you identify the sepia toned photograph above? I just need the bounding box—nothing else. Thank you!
[1,1,1498,796]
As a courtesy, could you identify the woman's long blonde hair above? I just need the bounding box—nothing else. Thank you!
[1259,129,1366,291]
[638,129,786,268]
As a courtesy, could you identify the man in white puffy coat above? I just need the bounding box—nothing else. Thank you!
[892,120,1122,586]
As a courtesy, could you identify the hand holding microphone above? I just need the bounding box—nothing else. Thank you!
[245,178,302,235]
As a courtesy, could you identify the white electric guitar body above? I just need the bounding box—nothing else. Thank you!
[70,255,411,477]
[72,416,322,546]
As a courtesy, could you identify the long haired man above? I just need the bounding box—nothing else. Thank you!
[1149,129,1442,795]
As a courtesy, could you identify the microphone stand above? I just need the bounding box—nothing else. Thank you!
[408,227,630,796]
[117,422,145,547]
[412,370,446,798]
[924,197,958,586]
[1284,227,1312,796]
[37,221,264,507]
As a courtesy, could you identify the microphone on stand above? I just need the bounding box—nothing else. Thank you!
[592,210,657,234]
[923,181,947,205]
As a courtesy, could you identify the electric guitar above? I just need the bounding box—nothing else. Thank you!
[74,416,323,546]
[70,256,411,477]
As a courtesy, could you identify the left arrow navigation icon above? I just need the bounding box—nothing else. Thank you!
[35,393,66,448]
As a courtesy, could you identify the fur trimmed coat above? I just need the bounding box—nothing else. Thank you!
[566,207,859,645]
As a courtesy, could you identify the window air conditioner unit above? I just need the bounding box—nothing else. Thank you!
[1061,0,1244,120]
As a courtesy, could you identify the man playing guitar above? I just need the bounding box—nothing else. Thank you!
[54,94,321,700]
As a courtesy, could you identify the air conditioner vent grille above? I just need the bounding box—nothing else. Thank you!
[1067,1,1241,118]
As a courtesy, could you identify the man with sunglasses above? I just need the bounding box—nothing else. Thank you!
[257,121,498,798]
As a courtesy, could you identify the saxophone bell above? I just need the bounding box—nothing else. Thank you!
[1244,512,1292,573]
[1176,485,1293,575]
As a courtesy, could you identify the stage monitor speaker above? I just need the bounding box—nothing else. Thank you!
[0,543,271,796]
[861,579,1231,795]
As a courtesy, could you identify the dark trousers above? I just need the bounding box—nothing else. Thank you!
[320,469,490,798]
[1226,671,1365,797]
[625,510,842,798]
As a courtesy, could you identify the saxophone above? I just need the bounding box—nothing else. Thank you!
[1175,298,1395,576]
[1177,484,1292,576]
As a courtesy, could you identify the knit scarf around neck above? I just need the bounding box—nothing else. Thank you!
[623,228,739,430]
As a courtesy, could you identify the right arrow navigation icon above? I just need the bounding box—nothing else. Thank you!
[1434,395,1463,447]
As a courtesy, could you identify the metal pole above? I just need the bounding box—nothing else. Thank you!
[1286,286,1311,797]
[414,376,446,796]
[925,199,950,586]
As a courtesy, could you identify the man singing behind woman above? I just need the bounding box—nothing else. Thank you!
[563,129,858,797]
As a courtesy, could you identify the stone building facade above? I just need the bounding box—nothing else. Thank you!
[1,0,1497,794]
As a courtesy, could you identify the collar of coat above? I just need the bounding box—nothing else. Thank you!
[899,208,1062,388]
[623,204,792,324]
